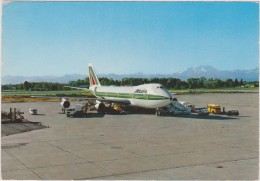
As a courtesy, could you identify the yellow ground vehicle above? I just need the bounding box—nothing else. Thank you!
[207,104,221,114]
[113,105,122,112]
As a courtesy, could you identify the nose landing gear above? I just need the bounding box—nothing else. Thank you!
[155,108,161,116]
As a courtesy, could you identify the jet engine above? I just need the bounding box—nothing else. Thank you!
[60,98,70,109]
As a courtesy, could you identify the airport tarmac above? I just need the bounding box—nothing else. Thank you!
[1,93,259,180]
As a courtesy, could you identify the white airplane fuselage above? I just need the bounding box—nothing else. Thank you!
[89,83,173,109]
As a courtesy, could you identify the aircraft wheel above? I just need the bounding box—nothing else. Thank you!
[156,110,161,116]
[98,103,106,114]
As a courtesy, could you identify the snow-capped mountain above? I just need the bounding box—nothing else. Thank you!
[174,66,258,80]
[2,66,258,84]
[175,65,220,79]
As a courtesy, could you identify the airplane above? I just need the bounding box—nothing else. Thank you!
[35,64,174,115]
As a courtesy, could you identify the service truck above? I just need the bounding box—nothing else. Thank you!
[66,104,87,117]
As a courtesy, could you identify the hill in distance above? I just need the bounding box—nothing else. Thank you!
[2,65,259,84]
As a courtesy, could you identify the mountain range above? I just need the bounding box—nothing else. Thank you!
[2,65,259,84]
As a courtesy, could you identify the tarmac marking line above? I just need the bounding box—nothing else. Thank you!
[4,148,44,179]
[47,142,117,175]
[88,157,258,180]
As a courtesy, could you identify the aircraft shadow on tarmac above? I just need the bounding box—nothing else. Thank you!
[34,114,46,116]
[123,109,240,120]
[60,110,241,120]
[66,113,105,118]
[166,114,239,120]
[125,112,239,120]
[77,114,238,120]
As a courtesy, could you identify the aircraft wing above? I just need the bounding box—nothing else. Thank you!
[64,86,89,90]
[31,95,95,100]
[31,96,131,105]
[63,97,131,105]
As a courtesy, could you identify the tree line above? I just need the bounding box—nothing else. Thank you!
[2,81,68,91]
[1,77,259,91]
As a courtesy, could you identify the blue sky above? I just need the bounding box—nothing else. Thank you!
[2,2,259,76]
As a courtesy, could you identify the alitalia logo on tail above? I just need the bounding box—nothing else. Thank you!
[89,64,101,86]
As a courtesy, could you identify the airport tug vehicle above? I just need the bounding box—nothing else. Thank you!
[65,102,123,117]
[29,108,37,115]
[207,104,239,116]
[207,104,221,114]
[66,104,88,117]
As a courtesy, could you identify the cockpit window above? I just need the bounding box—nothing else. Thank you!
[157,86,164,89]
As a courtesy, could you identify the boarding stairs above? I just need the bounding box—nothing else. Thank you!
[167,100,191,115]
